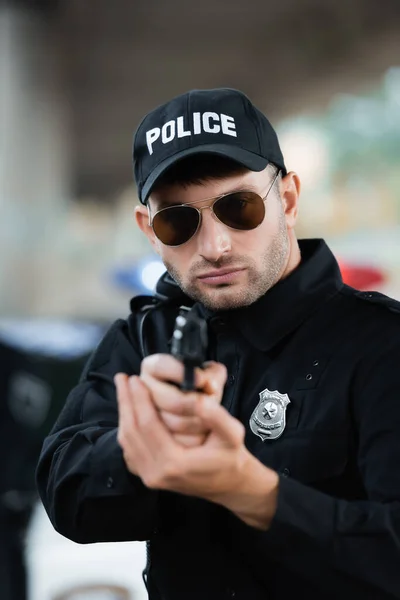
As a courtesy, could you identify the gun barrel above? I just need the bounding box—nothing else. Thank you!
[171,307,208,391]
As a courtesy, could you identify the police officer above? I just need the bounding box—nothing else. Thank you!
[36,88,400,599]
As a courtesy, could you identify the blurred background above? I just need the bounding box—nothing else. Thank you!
[1,0,400,598]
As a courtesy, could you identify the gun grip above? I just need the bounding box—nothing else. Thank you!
[181,363,195,391]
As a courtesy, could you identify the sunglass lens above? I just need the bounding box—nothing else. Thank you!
[153,206,200,246]
[213,192,265,230]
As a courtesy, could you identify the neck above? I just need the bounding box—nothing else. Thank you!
[281,232,301,281]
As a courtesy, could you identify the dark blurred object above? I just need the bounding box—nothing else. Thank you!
[7,0,61,12]
[0,319,105,600]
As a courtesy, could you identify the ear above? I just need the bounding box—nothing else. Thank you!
[134,205,160,253]
[280,171,301,229]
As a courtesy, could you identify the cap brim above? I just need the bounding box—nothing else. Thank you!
[140,144,269,204]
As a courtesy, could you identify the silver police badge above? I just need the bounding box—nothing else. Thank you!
[250,388,291,441]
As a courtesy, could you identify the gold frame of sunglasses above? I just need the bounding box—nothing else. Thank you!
[148,169,280,247]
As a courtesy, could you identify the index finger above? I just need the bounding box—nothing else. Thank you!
[140,354,187,385]
[114,373,133,419]
[114,373,136,443]
[141,354,227,394]
[200,361,228,396]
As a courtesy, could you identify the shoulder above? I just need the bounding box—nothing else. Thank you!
[339,285,400,317]
[337,285,400,349]
[79,318,134,380]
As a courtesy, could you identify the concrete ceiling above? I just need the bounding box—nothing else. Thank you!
[38,0,400,198]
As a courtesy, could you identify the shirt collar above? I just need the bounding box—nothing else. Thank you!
[197,239,344,352]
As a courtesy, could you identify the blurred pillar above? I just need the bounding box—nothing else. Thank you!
[0,4,70,314]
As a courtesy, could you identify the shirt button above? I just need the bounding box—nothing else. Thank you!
[281,468,290,478]
[227,374,235,385]
[211,317,226,332]
[106,476,114,489]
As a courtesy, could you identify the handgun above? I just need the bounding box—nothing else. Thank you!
[170,307,208,391]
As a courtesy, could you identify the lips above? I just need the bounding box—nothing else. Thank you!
[196,268,246,285]
[197,267,243,279]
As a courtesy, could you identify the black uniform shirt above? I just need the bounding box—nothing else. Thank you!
[36,239,400,599]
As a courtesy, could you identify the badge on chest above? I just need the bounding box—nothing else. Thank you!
[250,388,291,441]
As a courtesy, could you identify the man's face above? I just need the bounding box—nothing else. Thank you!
[136,167,299,311]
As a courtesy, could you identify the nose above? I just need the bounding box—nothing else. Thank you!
[196,207,231,262]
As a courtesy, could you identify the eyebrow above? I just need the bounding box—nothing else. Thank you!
[151,185,261,211]
[152,199,179,211]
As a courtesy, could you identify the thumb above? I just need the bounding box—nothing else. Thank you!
[195,397,245,447]
[197,361,227,400]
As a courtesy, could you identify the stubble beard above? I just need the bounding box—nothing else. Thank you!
[164,208,290,312]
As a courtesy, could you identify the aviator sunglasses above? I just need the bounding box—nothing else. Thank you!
[149,169,280,247]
